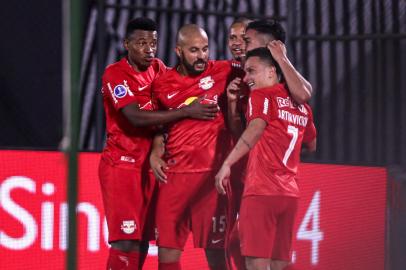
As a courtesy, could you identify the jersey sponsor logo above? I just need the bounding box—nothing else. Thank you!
[120,220,136,234]
[138,85,148,91]
[177,96,197,108]
[277,97,308,115]
[120,156,135,163]
[177,95,218,108]
[199,76,214,90]
[277,96,292,108]
[113,85,127,98]
[167,91,179,99]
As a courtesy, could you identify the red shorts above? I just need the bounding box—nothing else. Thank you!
[99,158,158,243]
[155,172,227,250]
[239,195,298,261]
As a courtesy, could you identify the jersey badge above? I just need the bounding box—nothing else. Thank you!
[199,76,215,90]
[114,85,127,98]
[121,220,136,234]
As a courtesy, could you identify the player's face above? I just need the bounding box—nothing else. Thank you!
[124,30,158,71]
[243,56,275,90]
[228,23,246,61]
[177,35,209,76]
[244,29,272,52]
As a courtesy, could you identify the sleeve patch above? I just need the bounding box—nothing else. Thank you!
[113,84,127,98]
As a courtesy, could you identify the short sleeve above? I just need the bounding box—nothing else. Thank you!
[303,105,317,143]
[246,89,272,124]
[102,69,141,111]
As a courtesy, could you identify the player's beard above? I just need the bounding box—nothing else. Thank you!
[180,52,207,76]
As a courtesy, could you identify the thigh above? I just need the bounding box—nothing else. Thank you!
[239,196,278,258]
[190,172,227,249]
[99,159,156,242]
[272,197,298,262]
[155,173,202,250]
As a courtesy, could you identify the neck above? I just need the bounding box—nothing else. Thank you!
[176,65,188,76]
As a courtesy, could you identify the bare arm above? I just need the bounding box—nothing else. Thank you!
[121,97,219,127]
[226,77,245,138]
[149,133,168,183]
[268,40,312,104]
[215,118,267,194]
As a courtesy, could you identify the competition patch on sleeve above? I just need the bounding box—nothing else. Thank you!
[113,84,127,98]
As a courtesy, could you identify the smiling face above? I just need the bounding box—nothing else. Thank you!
[124,29,158,72]
[228,22,246,61]
[243,56,277,90]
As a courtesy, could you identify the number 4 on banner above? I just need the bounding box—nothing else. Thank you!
[297,191,323,265]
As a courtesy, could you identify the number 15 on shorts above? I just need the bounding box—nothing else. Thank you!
[212,215,226,233]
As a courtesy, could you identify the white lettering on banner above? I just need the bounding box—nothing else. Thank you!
[296,190,323,265]
[41,182,55,250]
[0,176,38,250]
[0,177,107,252]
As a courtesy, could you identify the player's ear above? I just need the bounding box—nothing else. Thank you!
[268,66,276,79]
[124,39,130,51]
[175,46,182,58]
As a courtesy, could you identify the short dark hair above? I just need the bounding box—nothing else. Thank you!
[246,19,286,43]
[125,17,157,39]
[230,17,252,27]
[245,47,282,78]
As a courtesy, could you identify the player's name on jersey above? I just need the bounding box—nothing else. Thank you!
[278,109,308,127]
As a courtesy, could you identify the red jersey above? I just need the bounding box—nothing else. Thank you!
[152,60,234,173]
[244,83,316,197]
[101,57,167,169]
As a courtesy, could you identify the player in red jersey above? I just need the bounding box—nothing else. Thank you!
[225,18,315,270]
[149,24,237,270]
[215,47,317,270]
[99,18,219,270]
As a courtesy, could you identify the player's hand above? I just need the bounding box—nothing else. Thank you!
[227,77,242,103]
[215,165,231,195]
[183,96,219,120]
[150,152,168,183]
[267,40,287,63]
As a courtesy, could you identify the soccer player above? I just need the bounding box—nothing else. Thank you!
[150,24,237,270]
[215,47,317,270]
[228,17,252,62]
[99,18,219,270]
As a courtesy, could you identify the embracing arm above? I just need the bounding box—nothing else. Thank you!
[268,40,312,104]
[121,97,218,127]
[226,77,245,138]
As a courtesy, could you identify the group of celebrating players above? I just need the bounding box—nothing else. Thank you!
[98,16,317,270]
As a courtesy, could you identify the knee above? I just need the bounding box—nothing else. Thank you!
[245,257,269,270]
[110,240,141,252]
[158,247,182,263]
[205,248,226,269]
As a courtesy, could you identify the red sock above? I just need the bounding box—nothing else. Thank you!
[158,261,181,270]
[107,248,140,270]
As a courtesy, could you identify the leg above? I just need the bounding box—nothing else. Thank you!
[205,248,226,270]
[99,160,156,270]
[270,260,289,270]
[158,247,182,270]
[245,257,271,270]
[108,240,144,270]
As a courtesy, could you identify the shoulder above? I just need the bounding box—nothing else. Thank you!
[152,67,178,93]
[151,58,167,72]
